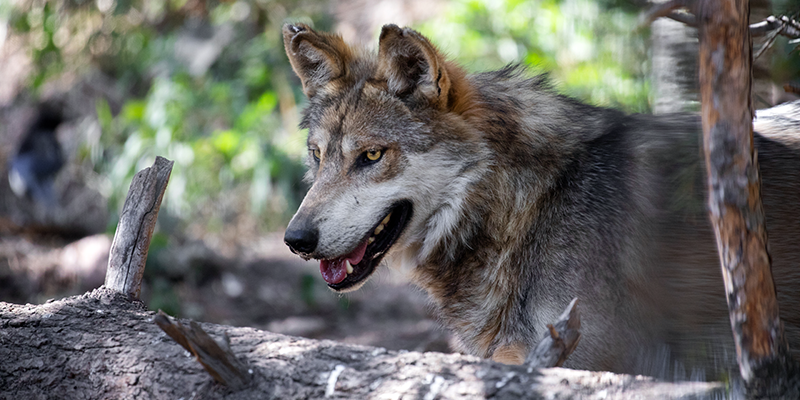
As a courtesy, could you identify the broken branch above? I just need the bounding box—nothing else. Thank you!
[103,156,173,300]
[639,0,694,27]
[641,3,800,41]
[155,311,251,390]
[526,297,581,368]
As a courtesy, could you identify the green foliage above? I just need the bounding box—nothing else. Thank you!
[4,0,329,314]
[4,0,655,238]
[6,0,327,234]
[416,0,651,112]
[147,277,182,316]
[300,274,317,309]
[99,68,305,232]
[7,1,798,242]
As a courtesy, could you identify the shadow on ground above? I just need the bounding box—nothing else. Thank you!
[0,230,454,355]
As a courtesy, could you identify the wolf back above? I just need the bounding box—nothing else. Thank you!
[281,23,800,379]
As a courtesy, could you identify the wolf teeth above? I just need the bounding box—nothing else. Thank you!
[369,213,391,243]
[346,260,354,274]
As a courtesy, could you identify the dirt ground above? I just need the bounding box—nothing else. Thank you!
[0,229,455,355]
[0,99,453,357]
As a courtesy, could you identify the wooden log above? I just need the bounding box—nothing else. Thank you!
[0,288,727,399]
[697,0,800,396]
[103,156,174,300]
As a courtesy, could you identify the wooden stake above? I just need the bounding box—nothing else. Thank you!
[104,156,174,300]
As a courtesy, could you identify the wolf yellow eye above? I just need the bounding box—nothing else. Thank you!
[312,148,321,161]
[357,149,384,167]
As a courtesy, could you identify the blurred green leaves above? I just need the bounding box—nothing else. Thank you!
[98,66,305,233]
[6,0,658,238]
[417,0,651,112]
[6,0,318,234]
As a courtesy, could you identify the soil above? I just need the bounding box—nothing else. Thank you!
[0,230,455,356]
[0,97,452,357]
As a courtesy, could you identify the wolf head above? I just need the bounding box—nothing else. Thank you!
[282,24,490,292]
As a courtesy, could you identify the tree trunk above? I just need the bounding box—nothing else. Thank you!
[697,0,799,396]
[0,287,728,399]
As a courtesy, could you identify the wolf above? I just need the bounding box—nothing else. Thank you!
[281,23,800,379]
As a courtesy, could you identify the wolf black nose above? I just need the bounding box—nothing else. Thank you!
[284,226,319,254]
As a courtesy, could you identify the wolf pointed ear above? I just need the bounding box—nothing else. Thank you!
[377,25,452,110]
[283,23,351,97]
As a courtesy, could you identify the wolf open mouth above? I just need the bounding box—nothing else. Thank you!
[319,200,412,291]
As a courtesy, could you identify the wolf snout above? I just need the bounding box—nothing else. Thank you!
[284,224,319,255]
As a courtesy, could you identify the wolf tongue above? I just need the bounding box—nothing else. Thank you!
[320,259,347,284]
[319,239,369,285]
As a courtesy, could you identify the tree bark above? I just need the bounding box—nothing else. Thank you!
[0,288,727,399]
[697,0,800,396]
[104,156,173,300]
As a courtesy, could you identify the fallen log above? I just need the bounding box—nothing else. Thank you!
[0,155,729,398]
[0,288,727,399]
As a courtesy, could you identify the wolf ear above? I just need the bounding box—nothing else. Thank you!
[283,23,351,97]
[377,25,452,110]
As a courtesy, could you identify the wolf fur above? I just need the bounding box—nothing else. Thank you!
[281,23,800,379]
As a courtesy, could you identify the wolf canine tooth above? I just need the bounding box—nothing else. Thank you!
[381,213,392,225]
[346,260,354,274]
[374,224,384,235]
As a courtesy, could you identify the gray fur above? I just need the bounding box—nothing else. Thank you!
[282,23,800,380]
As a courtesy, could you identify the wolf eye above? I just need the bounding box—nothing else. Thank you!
[311,148,321,161]
[357,149,384,167]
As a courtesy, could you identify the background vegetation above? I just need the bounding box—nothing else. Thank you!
[1,0,797,318]
[3,0,798,237]
[0,0,660,238]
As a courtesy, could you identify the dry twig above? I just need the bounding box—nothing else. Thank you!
[641,1,800,42]
[639,0,693,27]
[155,311,251,390]
[526,298,581,368]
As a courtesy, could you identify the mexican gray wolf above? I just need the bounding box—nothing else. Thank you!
[281,22,800,380]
